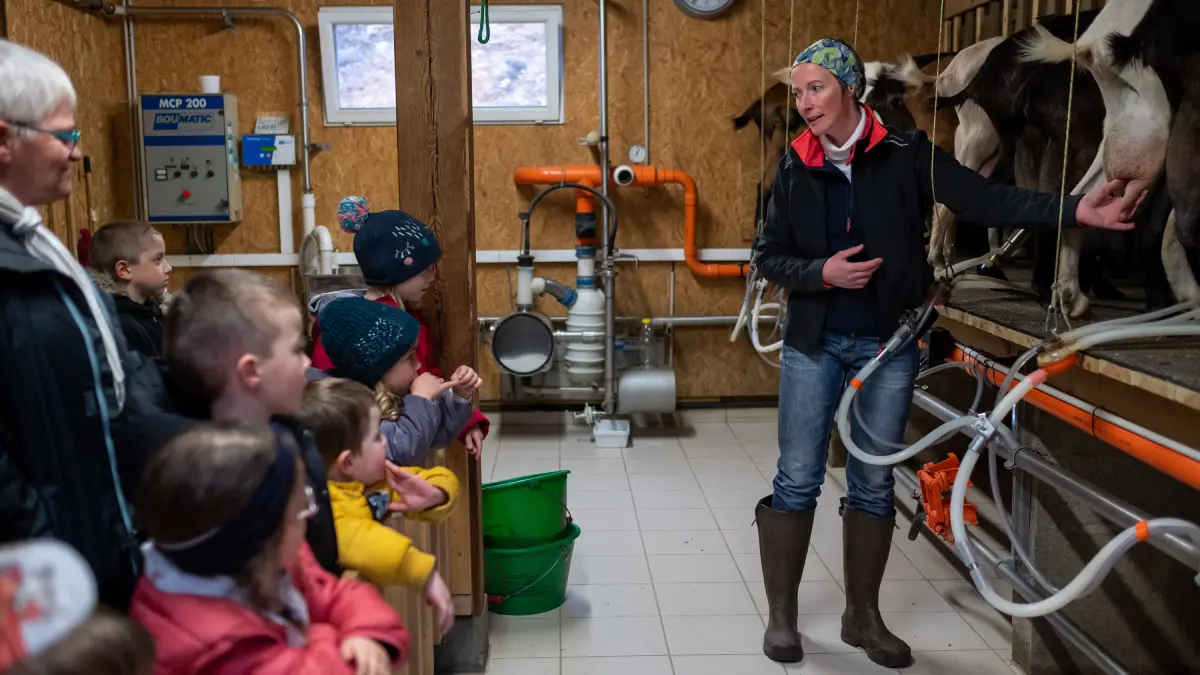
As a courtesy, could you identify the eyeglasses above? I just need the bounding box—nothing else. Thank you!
[5,121,81,150]
[299,486,319,521]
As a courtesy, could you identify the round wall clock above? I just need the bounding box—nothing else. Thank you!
[673,0,736,21]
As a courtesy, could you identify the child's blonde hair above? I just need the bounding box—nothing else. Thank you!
[367,284,407,311]
[375,381,401,421]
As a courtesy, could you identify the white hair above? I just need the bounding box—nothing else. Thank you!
[0,40,77,130]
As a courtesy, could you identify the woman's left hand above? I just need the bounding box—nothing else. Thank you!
[1075,179,1146,230]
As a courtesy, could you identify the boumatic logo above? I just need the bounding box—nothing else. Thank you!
[152,113,215,132]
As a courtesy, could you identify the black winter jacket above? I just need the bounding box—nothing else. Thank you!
[0,224,190,610]
[756,110,1083,353]
[89,271,168,359]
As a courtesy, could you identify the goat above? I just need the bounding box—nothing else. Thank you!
[1017,0,1181,317]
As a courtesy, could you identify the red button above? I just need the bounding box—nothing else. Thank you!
[180,190,191,200]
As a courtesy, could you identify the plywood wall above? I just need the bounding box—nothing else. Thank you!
[6,1,133,256]
[12,0,940,401]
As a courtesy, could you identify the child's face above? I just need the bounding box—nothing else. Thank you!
[280,460,315,568]
[121,233,171,298]
[255,306,311,416]
[380,348,420,394]
[343,405,387,485]
[396,267,436,304]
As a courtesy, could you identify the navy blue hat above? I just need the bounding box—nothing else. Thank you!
[318,297,420,386]
[339,196,442,287]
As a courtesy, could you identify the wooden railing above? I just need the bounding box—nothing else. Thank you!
[939,0,1109,51]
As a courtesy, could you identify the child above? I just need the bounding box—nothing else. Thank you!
[129,423,408,675]
[309,196,490,457]
[316,296,481,467]
[0,539,155,675]
[300,377,458,636]
[158,269,340,575]
[88,220,172,358]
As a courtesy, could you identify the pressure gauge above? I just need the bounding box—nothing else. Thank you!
[673,0,736,20]
[629,145,647,163]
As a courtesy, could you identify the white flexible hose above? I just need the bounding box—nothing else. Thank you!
[751,298,784,353]
[1057,299,1200,343]
[1061,324,1200,355]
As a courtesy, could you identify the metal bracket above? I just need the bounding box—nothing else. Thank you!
[970,413,996,438]
[610,251,640,268]
[222,9,236,36]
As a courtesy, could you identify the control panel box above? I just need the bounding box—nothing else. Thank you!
[139,94,243,224]
[241,134,297,167]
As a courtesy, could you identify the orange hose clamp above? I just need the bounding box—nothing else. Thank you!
[917,453,978,544]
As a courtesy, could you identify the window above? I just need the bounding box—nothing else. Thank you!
[317,5,564,126]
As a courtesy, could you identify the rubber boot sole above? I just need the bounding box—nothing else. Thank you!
[763,639,805,664]
[841,627,914,668]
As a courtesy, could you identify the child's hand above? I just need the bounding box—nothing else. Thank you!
[450,365,482,399]
[425,571,455,638]
[339,636,390,675]
[412,372,453,400]
[385,461,449,512]
[463,425,484,459]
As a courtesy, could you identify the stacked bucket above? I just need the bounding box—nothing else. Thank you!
[481,470,581,615]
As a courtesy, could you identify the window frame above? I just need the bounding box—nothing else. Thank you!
[316,4,565,127]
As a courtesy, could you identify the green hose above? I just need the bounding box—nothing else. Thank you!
[477,0,490,44]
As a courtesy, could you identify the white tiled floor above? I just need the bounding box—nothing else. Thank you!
[482,411,1022,675]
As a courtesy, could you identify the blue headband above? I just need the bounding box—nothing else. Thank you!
[156,424,299,577]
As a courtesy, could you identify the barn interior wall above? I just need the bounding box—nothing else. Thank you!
[10,0,941,401]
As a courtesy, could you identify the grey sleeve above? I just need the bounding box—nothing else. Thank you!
[427,390,476,450]
[381,395,442,465]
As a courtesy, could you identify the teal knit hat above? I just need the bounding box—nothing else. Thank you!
[318,297,420,386]
[793,38,866,99]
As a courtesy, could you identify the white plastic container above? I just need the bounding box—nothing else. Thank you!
[592,418,631,449]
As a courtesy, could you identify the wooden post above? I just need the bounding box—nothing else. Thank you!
[393,0,484,623]
[1002,0,1012,36]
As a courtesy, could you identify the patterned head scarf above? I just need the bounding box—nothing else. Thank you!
[792,38,866,100]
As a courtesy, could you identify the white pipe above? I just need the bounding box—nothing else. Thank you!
[1047,324,1200,362]
[169,248,756,268]
[313,224,334,275]
[517,265,534,307]
[277,170,294,254]
[1057,299,1200,343]
[301,192,316,241]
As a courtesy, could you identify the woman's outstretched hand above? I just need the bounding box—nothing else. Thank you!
[1076,179,1146,231]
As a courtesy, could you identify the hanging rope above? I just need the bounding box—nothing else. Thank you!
[476,0,490,44]
[1045,4,1085,334]
[756,0,766,236]
[853,0,861,47]
[930,0,947,259]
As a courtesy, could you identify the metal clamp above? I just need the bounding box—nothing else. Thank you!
[970,413,996,438]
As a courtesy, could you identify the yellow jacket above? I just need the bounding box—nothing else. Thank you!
[328,465,460,589]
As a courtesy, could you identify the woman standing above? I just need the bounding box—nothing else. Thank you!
[753,38,1140,668]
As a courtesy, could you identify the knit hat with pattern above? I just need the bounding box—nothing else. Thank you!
[317,296,420,386]
[338,195,442,287]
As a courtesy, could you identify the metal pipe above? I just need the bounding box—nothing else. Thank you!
[667,263,676,366]
[598,0,615,416]
[522,386,602,396]
[555,330,605,341]
[122,0,144,220]
[894,468,1133,675]
[119,4,313,194]
[480,314,767,328]
[912,389,1200,570]
[641,0,651,165]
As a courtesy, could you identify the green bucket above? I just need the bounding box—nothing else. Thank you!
[482,470,572,548]
[484,523,581,616]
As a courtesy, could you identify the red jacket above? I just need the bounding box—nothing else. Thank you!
[129,544,409,675]
[311,295,490,441]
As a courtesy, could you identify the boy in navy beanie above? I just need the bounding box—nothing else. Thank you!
[309,197,491,458]
[317,297,479,466]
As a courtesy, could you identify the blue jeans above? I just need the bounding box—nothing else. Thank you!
[773,333,918,519]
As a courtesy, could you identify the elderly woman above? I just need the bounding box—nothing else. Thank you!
[753,38,1141,668]
[0,40,185,610]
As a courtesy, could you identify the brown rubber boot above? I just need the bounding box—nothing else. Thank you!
[756,495,816,663]
[840,504,914,668]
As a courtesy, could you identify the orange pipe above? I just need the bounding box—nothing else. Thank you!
[950,347,1200,492]
[512,165,749,278]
